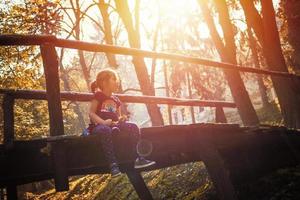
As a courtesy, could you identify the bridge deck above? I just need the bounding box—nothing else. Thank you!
[1,123,299,199]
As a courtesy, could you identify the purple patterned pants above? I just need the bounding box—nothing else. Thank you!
[91,121,140,165]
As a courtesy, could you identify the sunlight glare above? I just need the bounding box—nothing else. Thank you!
[198,23,210,39]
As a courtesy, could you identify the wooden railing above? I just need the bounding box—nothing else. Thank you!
[0,88,235,146]
[1,35,299,78]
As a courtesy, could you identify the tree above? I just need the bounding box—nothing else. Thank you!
[114,0,164,126]
[96,0,131,117]
[280,0,300,72]
[71,0,92,90]
[246,27,271,109]
[240,0,300,128]
[0,0,80,141]
[97,0,118,68]
[197,0,259,126]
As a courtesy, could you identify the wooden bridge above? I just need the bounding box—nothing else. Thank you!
[0,35,300,200]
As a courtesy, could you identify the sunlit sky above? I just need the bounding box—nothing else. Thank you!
[79,0,279,48]
[4,0,280,45]
[55,0,281,88]
[81,0,211,44]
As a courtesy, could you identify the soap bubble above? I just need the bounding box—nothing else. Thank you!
[136,139,153,157]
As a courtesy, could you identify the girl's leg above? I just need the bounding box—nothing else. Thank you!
[116,121,140,140]
[115,121,140,155]
[91,124,118,166]
[116,121,156,168]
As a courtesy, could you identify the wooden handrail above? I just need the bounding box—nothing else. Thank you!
[0,34,298,79]
[0,89,236,108]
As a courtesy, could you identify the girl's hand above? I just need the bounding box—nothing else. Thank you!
[103,119,112,126]
[111,121,118,126]
[119,115,128,122]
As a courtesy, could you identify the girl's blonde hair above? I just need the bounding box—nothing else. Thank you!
[91,69,120,93]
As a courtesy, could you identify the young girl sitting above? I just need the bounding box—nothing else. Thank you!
[87,68,156,177]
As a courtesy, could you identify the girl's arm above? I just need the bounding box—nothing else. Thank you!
[117,106,128,122]
[117,106,121,117]
[89,99,112,125]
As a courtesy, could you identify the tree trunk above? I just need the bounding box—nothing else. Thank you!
[77,50,91,90]
[187,70,196,124]
[247,27,271,109]
[97,0,131,117]
[198,0,259,126]
[281,0,300,72]
[150,27,159,90]
[73,0,90,91]
[59,50,86,130]
[240,0,300,128]
[163,61,173,125]
[97,0,118,68]
[150,16,160,89]
[115,0,163,126]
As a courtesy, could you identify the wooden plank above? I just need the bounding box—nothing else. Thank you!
[215,106,227,123]
[0,34,298,79]
[126,170,153,200]
[40,43,69,191]
[0,34,56,46]
[3,94,15,150]
[0,89,237,108]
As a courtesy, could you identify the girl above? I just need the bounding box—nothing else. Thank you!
[87,69,155,177]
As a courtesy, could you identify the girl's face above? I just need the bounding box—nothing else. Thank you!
[106,76,119,93]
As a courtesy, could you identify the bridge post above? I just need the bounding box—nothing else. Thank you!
[193,128,236,200]
[126,170,153,200]
[3,94,15,150]
[3,95,18,199]
[215,106,227,123]
[40,43,69,191]
[202,147,236,200]
[6,185,17,200]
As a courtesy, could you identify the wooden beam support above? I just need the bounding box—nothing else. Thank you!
[195,136,237,200]
[201,146,236,200]
[0,188,4,200]
[126,170,153,200]
[215,106,227,123]
[3,94,15,150]
[40,43,69,191]
[6,185,17,200]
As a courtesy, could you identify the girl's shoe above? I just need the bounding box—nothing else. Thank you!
[110,163,121,177]
[134,157,156,169]
[81,128,90,136]
[111,126,120,134]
